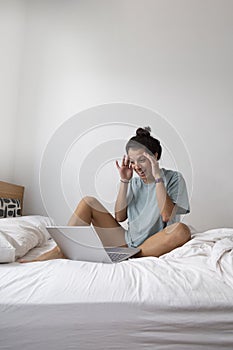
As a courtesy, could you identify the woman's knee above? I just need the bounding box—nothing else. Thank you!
[175,222,191,243]
[81,196,98,206]
[78,196,102,208]
[165,222,191,245]
[79,196,105,213]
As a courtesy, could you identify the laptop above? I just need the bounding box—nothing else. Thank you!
[46,225,141,263]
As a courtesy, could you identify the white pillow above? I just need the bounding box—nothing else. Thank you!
[0,231,15,263]
[0,215,55,239]
[0,215,55,262]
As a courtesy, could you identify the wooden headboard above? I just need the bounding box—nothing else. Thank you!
[0,181,25,214]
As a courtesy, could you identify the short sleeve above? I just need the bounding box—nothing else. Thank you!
[166,171,190,214]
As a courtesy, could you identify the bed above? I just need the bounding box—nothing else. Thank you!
[0,181,233,350]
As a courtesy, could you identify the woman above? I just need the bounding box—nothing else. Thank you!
[21,126,191,262]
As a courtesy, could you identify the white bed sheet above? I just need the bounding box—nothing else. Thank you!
[1,228,233,350]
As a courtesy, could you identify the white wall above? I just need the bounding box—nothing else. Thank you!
[0,0,25,182]
[2,0,233,231]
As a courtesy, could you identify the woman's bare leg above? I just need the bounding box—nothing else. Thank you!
[19,245,66,263]
[68,196,126,247]
[19,196,126,262]
[68,196,122,227]
[135,222,191,258]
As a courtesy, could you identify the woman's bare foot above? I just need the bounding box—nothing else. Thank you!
[19,246,66,263]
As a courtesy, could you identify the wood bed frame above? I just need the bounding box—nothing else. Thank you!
[0,181,25,214]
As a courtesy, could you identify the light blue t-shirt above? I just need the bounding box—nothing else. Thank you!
[125,168,190,248]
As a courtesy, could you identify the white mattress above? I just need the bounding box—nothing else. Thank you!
[1,222,233,349]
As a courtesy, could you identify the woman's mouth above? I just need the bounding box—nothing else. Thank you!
[137,170,146,177]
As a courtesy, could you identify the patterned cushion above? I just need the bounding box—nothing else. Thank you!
[0,198,21,218]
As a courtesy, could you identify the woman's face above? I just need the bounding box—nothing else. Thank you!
[127,147,154,183]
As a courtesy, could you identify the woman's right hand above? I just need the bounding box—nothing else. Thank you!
[115,155,133,181]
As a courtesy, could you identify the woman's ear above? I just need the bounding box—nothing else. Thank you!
[154,152,158,160]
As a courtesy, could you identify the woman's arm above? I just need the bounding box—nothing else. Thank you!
[143,152,176,222]
[114,155,133,222]
[114,181,129,222]
[155,181,176,222]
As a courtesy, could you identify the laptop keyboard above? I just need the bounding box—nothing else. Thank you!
[107,252,129,262]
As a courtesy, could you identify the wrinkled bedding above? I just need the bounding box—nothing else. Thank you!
[0,216,53,262]
[0,219,233,350]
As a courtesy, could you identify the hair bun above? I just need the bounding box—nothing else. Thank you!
[136,126,151,137]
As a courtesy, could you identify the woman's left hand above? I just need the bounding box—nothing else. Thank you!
[143,152,161,179]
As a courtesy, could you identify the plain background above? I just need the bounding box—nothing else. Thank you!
[0,0,233,231]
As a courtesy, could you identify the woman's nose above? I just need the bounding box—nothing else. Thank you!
[134,162,141,169]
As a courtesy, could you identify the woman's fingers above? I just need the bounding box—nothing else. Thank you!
[143,152,157,164]
[123,155,129,167]
[143,151,158,161]
[123,155,130,167]
[117,155,130,168]
[121,155,126,167]
[143,151,152,160]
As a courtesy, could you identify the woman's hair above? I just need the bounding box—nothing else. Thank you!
[125,126,162,160]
